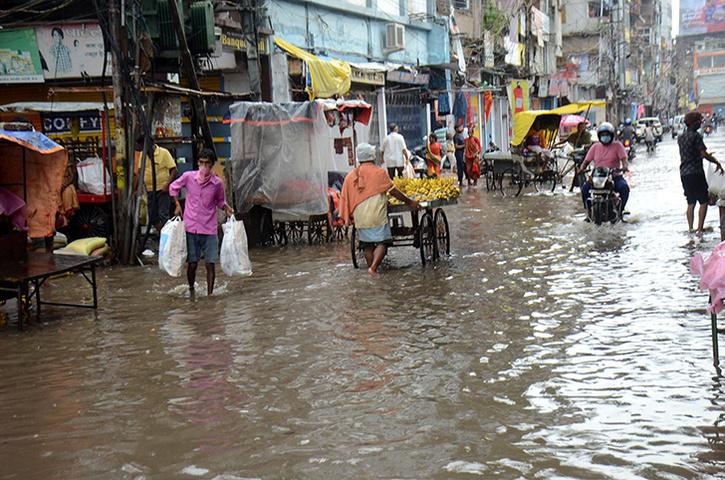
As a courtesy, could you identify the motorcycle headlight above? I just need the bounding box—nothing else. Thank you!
[592,176,608,189]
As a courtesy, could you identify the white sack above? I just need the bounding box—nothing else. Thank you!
[707,161,725,198]
[77,157,112,195]
[159,217,187,277]
[220,217,252,277]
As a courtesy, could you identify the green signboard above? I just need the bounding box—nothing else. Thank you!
[0,28,44,83]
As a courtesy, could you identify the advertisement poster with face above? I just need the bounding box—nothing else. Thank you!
[680,0,725,36]
[35,23,109,79]
[0,28,44,83]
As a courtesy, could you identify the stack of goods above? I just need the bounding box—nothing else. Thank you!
[389,177,461,205]
[55,236,110,257]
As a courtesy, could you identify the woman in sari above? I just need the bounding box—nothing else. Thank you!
[464,125,482,186]
[426,133,442,178]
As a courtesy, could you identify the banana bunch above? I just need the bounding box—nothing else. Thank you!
[389,177,461,205]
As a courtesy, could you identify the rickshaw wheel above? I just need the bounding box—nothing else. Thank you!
[419,212,436,265]
[70,205,109,241]
[307,215,329,245]
[485,171,495,192]
[286,221,305,244]
[258,209,275,246]
[273,221,288,246]
[534,170,557,193]
[499,167,524,197]
[350,226,362,268]
[434,208,450,257]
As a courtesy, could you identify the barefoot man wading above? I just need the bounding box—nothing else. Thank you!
[678,111,723,235]
[340,143,418,275]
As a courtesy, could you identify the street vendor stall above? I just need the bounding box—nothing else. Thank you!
[0,102,115,241]
[0,127,101,330]
[226,99,373,246]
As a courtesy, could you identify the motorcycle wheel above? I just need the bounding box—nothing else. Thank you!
[592,202,605,225]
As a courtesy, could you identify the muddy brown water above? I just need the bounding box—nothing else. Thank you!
[2,137,725,479]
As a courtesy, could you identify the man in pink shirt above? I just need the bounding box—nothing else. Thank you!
[577,122,630,214]
[170,149,234,295]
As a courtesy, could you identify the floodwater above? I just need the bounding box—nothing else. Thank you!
[2,134,725,479]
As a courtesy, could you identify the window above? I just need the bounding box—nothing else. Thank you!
[407,0,427,15]
[713,55,725,68]
[454,0,470,9]
[588,0,609,17]
[378,0,401,17]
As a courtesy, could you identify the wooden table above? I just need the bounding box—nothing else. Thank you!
[0,253,102,330]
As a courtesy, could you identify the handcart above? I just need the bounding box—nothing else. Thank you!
[350,198,455,267]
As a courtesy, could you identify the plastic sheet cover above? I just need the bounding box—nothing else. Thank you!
[0,129,67,237]
[228,101,331,219]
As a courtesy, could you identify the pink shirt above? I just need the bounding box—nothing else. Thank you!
[169,171,226,235]
[585,141,627,170]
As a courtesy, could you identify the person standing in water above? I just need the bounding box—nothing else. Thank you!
[170,149,234,295]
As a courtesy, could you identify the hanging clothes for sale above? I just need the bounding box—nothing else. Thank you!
[453,91,468,127]
[438,93,451,115]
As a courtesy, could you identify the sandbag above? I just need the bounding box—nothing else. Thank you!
[66,236,106,255]
[220,217,252,277]
[707,161,725,198]
[77,157,112,195]
[159,217,187,277]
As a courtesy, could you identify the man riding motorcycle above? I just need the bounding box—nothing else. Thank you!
[620,118,636,143]
[577,122,630,217]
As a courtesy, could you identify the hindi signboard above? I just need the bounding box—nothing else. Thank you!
[0,29,44,84]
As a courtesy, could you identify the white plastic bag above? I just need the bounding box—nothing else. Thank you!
[158,217,187,277]
[403,160,416,179]
[707,161,725,198]
[76,157,112,195]
[220,217,252,277]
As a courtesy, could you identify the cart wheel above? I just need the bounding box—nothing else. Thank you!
[350,226,364,268]
[259,209,275,246]
[286,221,304,244]
[499,167,524,197]
[70,205,110,240]
[419,212,436,265]
[434,208,450,257]
[307,216,329,245]
[273,221,288,246]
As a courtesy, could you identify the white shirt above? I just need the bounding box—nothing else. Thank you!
[381,132,408,168]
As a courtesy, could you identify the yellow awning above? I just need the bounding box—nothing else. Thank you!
[274,37,351,100]
[550,100,606,115]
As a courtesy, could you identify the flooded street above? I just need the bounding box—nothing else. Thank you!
[3,135,725,479]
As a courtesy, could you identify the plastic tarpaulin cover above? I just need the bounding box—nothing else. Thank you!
[227,101,331,219]
[0,129,67,237]
[274,37,351,100]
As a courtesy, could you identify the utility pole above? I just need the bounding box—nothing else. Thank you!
[240,0,262,100]
[106,0,134,263]
[166,0,216,157]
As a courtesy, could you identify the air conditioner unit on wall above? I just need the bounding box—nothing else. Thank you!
[385,23,405,52]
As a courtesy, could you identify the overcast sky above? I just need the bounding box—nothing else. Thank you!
[672,0,679,36]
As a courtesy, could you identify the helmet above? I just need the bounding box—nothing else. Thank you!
[625,118,632,125]
[597,122,615,144]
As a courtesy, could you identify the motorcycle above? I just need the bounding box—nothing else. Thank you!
[622,138,636,162]
[586,167,623,225]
